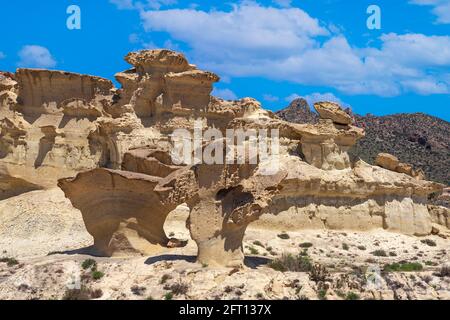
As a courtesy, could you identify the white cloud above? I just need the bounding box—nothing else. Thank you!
[263,94,279,102]
[135,3,449,97]
[110,0,134,10]
[18,45,56,68]
[410,0,450,24]
[272,0,293,8]
[212,88,238,100]
[0,52,5,59]
[110,0,177,10]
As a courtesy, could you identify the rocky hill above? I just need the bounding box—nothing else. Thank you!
[276,99,450,186]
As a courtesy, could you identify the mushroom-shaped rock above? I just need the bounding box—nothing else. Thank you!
[58,168,195,256]
[314,101,353,125]
[186,159,287,268]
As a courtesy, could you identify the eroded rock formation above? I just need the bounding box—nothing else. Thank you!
[1,49,447,267]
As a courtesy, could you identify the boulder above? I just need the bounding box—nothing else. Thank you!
[375,153,399,171]
[313,101,353,125]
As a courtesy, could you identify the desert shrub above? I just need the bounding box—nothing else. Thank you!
[317,289,327,300]
[164,292,173,300]
[371,250,387,257]
[131,285,147,296]
[224,286,233,293]
[439,264,450,277]
[90,289,103,299]
[268,253,312,272]
[248,247,259,255]
[384,262,423,272]
[165,282,189,296]
[160,274,172,284]
[253,241,264,248]
[92,271,104,280]
[299,242,313,248]
[342,243,350,251]
[389,252,397,257]
[277,233,290,240]
[81,259,97,270]
[421,239,437,247]
[346,292,360,300]
[63,286,102,300]
[0,257,19,267]
[425,261,438,266]
[309,263,330,283]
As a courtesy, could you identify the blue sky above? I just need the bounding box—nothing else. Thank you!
[0,0,449,120]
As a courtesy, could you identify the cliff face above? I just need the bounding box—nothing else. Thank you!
[0,50,447,267]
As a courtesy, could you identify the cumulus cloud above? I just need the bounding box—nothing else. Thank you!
[410,0,450,24]
[18,45,56,68]
[272,0,293,8]
[110,0,177,10]
[263,94,280,102]
[136,3,449,96]
[212,88,238,100]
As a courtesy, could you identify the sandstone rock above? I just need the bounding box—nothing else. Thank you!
[58,168,196,256]
[0,49,446,269]
[375,153,399,171]
[313,101,353,125]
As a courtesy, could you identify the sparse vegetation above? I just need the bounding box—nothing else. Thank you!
[357,245,366,251]
[371,250,388,257]
[0,257,19,267]
[346,292,360,300]
[269,253,312,272]
[160,274,172,284]
[342,243,349,251]
[384,262,423,272]
[439,264,450,277]
[248,246,259,255]
[421,239,437,247]
[277,232,290,240]
[81,259,97,270]
[253,240,264,248]
[131,285,146,296]
[317,289,327,300]
[92,271,105,280]
[62,286,103,300]
[164,281,189,296]
[164,292,173,300]
[299,242,313,248]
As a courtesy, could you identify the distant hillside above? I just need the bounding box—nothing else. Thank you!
[276,99,450,185]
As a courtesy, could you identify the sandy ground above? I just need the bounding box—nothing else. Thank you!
[0,189,449,300]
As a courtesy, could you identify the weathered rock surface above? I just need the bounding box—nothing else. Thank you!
[1,49,447,268]
[313,101,353,125]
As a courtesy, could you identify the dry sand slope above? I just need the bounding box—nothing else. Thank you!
[0,189,449,300]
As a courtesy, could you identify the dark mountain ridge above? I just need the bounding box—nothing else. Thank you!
[276,99,450,185]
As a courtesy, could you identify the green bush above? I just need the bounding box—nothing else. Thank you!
[371,250,387,257]
[346,292,360,300]
[164,292,173,300]
[277,233,290,240]
[384,262,423,272]
[269,253,312,272]
[81,259,97,270]
[92,271,105,280]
